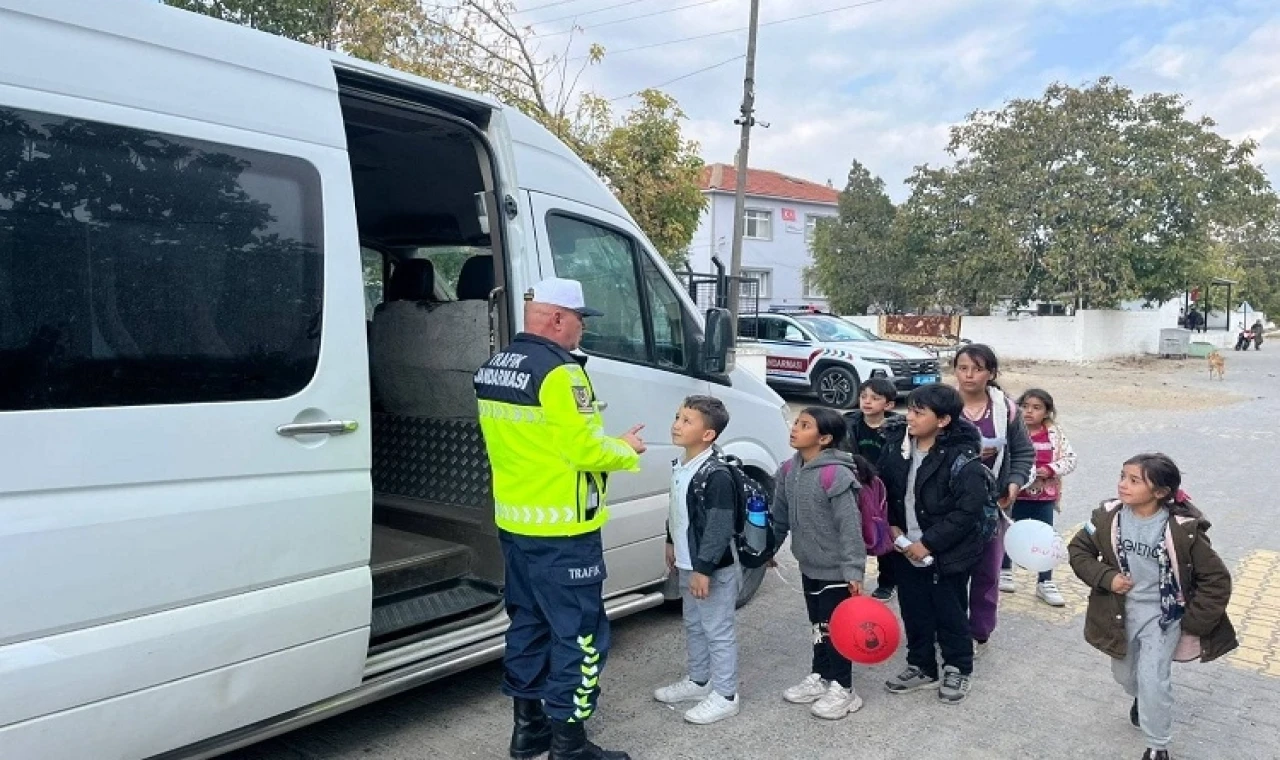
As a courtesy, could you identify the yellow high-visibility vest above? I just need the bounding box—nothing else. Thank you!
[474,333,639,537]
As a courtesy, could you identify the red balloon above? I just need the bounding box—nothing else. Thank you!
[829,596,901,665]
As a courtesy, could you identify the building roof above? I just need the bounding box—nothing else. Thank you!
[699,163,839,205]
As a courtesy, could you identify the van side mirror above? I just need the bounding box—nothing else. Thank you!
[700,307,733,376]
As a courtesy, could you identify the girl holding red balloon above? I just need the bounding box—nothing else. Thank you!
[876,384,992,704]
[771,407,869,720]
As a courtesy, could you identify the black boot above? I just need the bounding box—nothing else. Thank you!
[548,719,630,760]
[1130,698,1139,728]
[510,698,551,759]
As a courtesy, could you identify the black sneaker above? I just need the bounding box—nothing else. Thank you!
[1130,698,1139,728]
[1140,750,1170,760]
[871,586,896,601]
[937,665,971,704]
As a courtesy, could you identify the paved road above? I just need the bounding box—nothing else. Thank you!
[226,349,1280,760]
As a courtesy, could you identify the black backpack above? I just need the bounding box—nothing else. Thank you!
[949,451,1002,542]
[688,449,779,569]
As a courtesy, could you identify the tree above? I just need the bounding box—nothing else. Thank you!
[575,91,705,266]
[809,160,909,314]
[164,0,706,264]
[901,78,1275,311]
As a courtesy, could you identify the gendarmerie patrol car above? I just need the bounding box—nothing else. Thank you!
[738,311,941,408]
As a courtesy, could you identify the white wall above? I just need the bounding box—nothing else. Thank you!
[843,307,1246,363]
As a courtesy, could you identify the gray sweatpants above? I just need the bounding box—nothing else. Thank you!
[680,567,739,697]
[1112,608,1182,751]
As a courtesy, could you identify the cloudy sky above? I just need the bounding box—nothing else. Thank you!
[516,0,1280,200]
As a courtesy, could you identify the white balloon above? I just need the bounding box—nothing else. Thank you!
[1004,519,1063,573]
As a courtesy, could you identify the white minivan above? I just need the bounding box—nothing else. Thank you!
[0,3,790,758]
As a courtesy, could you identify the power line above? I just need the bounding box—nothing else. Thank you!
[569,0,891,60]
[512,0,593,15]
[538,0,726,38]
[608,54,744,101]
[532,0,652,26]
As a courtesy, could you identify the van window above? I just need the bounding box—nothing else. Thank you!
[0,106,323,411]
[641,257,685,369]
[545,214,646,363]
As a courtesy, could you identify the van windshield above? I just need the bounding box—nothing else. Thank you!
[793,316,878,343]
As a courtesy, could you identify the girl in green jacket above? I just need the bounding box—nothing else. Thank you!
[1068,453,1237,760]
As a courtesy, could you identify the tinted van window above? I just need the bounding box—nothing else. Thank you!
[0,107,323,410]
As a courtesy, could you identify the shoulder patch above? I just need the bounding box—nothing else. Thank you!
[571,385,593,413]
[1083,520,1096,536]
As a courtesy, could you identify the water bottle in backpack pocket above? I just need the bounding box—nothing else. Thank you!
[687,448,779,569]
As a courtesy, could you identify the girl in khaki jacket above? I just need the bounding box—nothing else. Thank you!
[1068,453,1236,760]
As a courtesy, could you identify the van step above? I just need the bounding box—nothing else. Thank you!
[370,579,504,643]
[371,526,472,600]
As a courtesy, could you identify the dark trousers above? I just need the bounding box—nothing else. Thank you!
[803,574,853,688]
[895,554,973,677]
[1001,499,1057,581]
[500,530,610,722]
[875,550,898,590]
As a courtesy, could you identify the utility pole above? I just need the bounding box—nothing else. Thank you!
[726,0,761,322]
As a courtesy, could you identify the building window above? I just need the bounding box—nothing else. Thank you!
[805,214,830,242]
[744,209,772,240]
[740,268,771,299]
[804,273,825,299]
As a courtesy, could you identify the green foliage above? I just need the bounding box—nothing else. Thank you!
[572,91,705,267]
[902,78,1276,310]
[809,160,904,314]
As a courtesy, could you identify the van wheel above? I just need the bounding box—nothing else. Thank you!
[735,565,766,608]
[816,365,859,409]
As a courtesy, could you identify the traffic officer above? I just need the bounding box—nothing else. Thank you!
[474,277,646,760]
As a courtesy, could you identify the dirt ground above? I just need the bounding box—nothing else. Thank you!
[992,356,1250,412]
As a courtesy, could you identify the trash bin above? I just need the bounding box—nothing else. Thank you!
[1159,328,1191,359]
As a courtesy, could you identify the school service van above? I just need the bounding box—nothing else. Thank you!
[0,3,791,757]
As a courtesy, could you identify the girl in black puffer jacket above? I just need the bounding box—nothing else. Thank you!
[876,384,990,704]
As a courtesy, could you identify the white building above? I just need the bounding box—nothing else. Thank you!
[688,163,840,313]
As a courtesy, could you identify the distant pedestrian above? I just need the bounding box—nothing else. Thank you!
[951,344,1035,657]
[653,396,741,725]
[841,377,901,600]
[1000,389,1077,606]
[1068,453,1237,760]
[773,407,868,720]
[1252,319,1264,349]
[1185,307,1203,333]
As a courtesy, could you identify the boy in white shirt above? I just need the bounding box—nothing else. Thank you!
[653,395,740,724]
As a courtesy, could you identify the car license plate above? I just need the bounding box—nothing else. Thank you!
[913,374,940,385]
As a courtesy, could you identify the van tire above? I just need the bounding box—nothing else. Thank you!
[815,365,859,409]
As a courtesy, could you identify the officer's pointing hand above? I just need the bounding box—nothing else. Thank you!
[622,424,647,454]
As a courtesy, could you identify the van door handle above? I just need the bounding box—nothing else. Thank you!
[595,401,608,411]
[277,420,360,437]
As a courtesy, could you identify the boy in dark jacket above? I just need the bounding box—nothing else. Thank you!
[843,376,901,601]
[654,396,741,725]
[877,384,989,704]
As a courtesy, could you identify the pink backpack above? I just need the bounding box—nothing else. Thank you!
[780,461,894,556]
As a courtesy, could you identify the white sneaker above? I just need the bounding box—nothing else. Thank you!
[1036,580,1066,607]
[973,639,989,660]
[998,570,1016,593]
[782,673,828,704]
[810,682,864,720]
[683,692,740,724]
[654,677,713,704]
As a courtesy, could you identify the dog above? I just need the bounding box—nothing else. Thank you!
[1208,350,1225,380]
